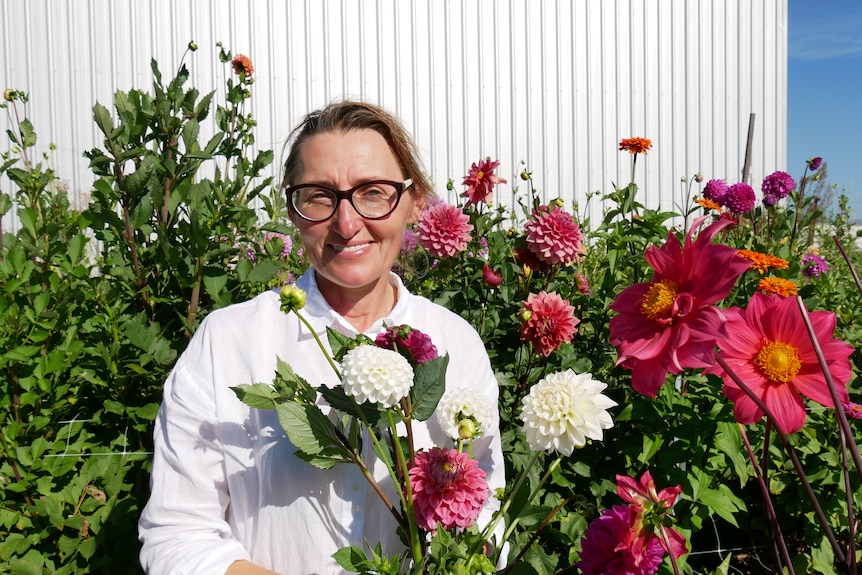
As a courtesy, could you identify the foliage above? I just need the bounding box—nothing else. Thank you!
[0,46,302,574]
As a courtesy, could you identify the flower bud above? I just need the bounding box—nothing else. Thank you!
[518,309,533,322]
[694,173,704,183]
[520,170,531,181]
[188,41,198,52]
[457,418,479,440]
[279,284,307,313]
[551,198,565,209]
[3,89,14,102]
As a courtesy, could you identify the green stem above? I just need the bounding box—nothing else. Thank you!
[292,310,341,377]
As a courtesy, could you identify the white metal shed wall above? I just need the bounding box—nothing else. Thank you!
[1,0,787,232]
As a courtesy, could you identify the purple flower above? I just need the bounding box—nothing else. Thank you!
[761,171,795,206]
[807,157,823,171]
[577,504,665,575]
[724,182,755,214]
[702,179,729,205]
[801,254,829,279]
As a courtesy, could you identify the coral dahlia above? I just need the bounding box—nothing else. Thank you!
[519,291,579,356]
[609,217,750,397]
[524,206,587,265]
[619,137,653,155]
[409,448,489,532]
[417,203,474,258]
[706,292,854,434]
[461,157,507,207]
[231,54,254,77]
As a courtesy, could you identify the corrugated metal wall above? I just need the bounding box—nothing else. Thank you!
[0,0,787,232]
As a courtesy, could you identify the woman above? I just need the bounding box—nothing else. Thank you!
[138,101,505,575]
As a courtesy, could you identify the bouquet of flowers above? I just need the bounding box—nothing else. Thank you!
[231,284,626,574]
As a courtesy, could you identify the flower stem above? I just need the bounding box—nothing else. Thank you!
[833,234,862,299]
[738,424,796,574]
[714,354,847,566]
[293,309,341,378]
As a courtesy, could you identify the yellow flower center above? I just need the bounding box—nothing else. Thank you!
[753,340,801,383]
[640,280,679,320]
[476,170,485,180]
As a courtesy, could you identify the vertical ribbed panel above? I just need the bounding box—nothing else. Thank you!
[0,0,787,232]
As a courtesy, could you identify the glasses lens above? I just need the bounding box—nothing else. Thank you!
[292,186,337,221]
[352,182,400,218]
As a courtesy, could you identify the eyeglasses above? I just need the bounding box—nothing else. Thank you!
[286,179,414,222]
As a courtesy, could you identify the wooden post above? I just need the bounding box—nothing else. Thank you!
[741,113,756,183]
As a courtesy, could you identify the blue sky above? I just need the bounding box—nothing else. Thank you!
[788,0,862,218]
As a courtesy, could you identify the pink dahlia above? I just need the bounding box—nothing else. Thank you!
[609,216,750,397]
[481,263,503,288]
[408,447,489,532]
[524,206,587,265]
[761,171,795,207]
[375,324,439,365]
[417,203,474,258]
[577,504,665,575]
[519,291,579,356]
[461,157,507,207]
[706,292,854,434]
[723,182,755,214]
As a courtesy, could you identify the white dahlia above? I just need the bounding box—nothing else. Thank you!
[340,345,414,408]
[520,370,616,456]
[436,388,496,440]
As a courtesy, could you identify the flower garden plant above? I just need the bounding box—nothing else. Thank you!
[2,45,862,575]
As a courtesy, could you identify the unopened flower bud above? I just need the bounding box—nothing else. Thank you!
[188,41,198,52]
[551,198,565,209]
[694,173,704,183]
[3,89,13,102]
[457,418,479,440]
[279,284,307,313]
[518,309,533,322]
[520,170,531,181]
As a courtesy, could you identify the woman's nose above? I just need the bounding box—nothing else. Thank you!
[329,197,364,237]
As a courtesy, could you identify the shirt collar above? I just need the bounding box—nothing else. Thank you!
[294,269,412,337]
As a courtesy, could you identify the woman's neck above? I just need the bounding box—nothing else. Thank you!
[315,273,397,333]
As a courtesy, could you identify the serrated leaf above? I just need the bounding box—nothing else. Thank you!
[408,354,448,421]
[275,402,344,458]
[231,383,278,410]
[318,384,384,428]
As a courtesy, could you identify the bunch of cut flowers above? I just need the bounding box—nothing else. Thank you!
[231,283,630,574]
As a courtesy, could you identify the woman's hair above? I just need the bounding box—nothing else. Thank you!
[281,100,435,201]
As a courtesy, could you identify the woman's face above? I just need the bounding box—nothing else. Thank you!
[289,129,424,299]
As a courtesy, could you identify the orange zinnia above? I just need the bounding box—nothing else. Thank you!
[757,277,798,297]
[695,198,722,211]
[619,137,653,155]
[736,249,789,274]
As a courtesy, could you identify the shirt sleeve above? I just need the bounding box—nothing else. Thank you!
[138,332,251,575]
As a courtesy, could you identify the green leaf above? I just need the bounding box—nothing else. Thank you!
[92,102,115,136]
[275,401,343,458]
[244,260,278,284]
[231,383,278,410]
[18,118,36,148]
[408,354,449,421]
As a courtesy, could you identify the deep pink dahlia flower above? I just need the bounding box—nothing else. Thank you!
[519,291,579,356]
[375,325,439,365]
[408,447,489,532]
[577,504,665,575]
[705,292,854,434]
[761,171,795,207]
[524,206,586,265]
[702,179,729,205]
[609,217,750,397]
[617,472,688,561]
[461,157,507,207]
[481,263,503,288]
[723,182,756,214]
[417,203,473,258]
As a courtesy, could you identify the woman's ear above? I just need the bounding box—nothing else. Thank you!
[408,191,426,224]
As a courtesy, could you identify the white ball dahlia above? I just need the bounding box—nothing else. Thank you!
[339,345,414,408]
[436,388,496,440]
[521,370,616,456]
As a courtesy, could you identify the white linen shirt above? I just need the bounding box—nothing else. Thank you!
[138,270,505,575]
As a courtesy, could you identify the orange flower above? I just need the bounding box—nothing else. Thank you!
[695,197,722,211]
[736,249,789,274]
[231,54,254,77]
[756,277,798,297]
[619,137,652,155]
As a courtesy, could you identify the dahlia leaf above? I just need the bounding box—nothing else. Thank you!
[318,384,385,428]
[230,383,278,410]
[408,354,449,421]
[276,401,347,460]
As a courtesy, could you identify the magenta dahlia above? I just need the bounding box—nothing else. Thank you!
[723,182,756,214]
[408,447,489,532]
[761,171,795,206]
[577,504,665,575]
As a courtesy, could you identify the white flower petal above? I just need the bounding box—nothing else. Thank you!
[340,345,414,408]
[520,369,617,456]
[436,388,496,440]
